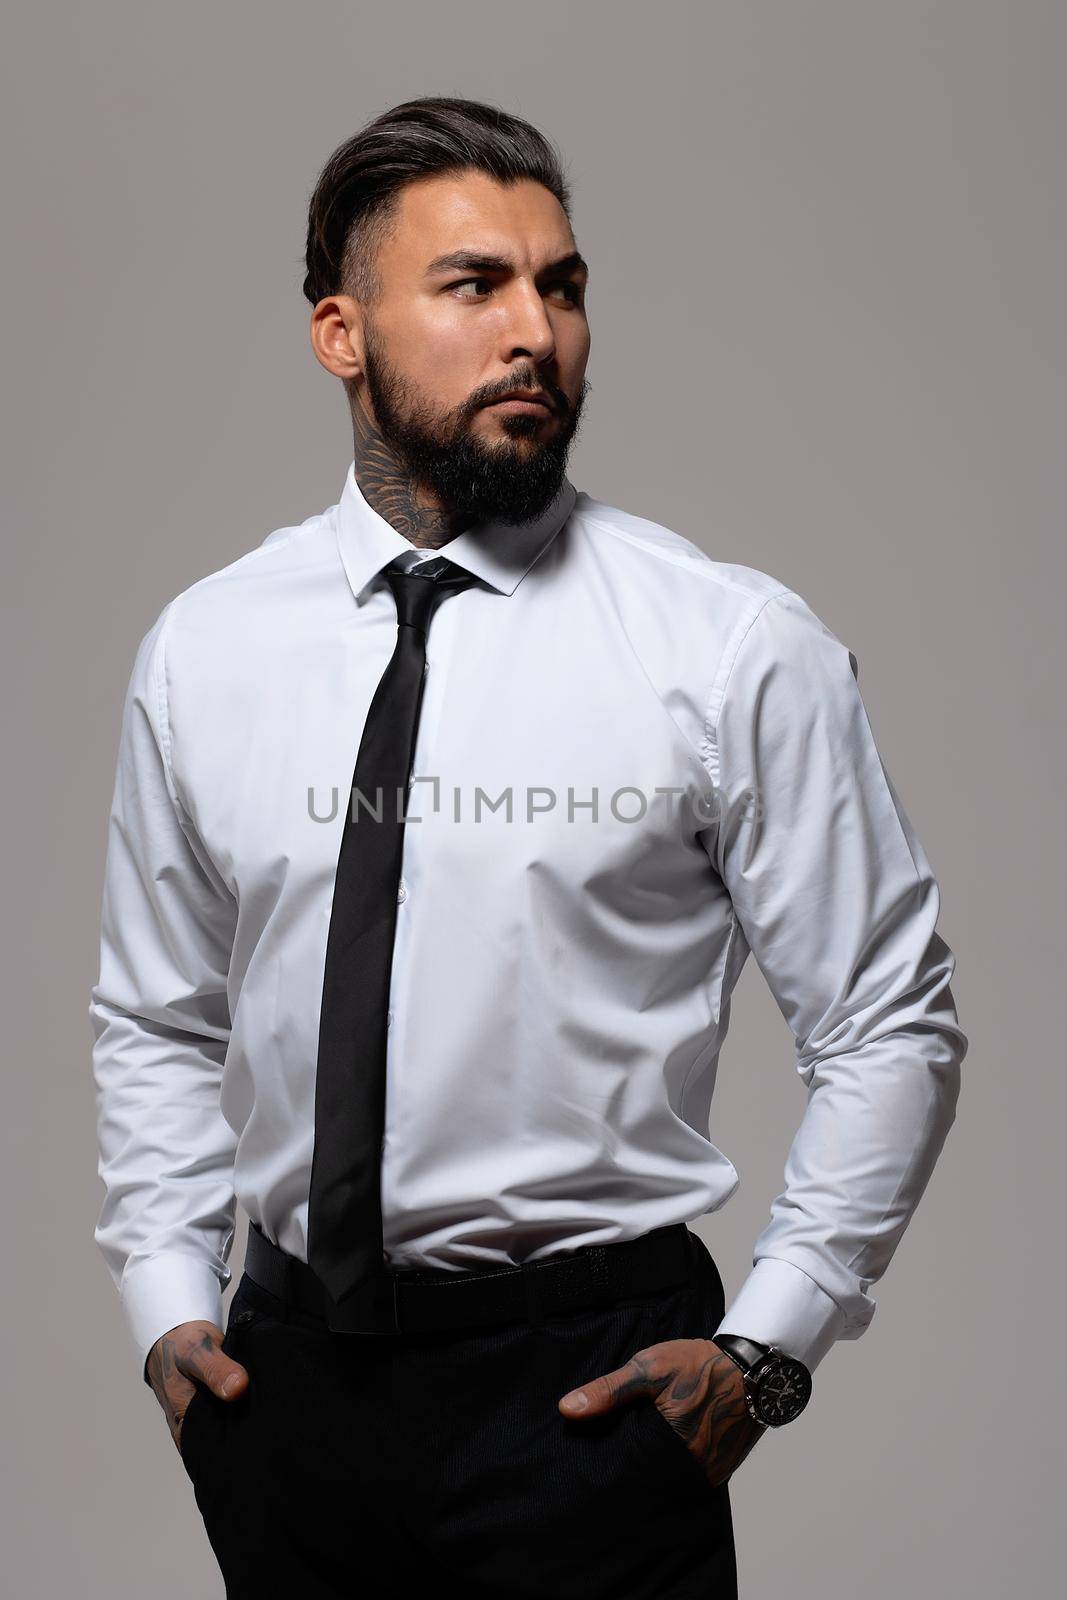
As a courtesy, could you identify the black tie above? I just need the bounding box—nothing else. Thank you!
[308,556,478,1323]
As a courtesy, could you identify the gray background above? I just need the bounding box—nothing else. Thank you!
[2,2,1062,1594]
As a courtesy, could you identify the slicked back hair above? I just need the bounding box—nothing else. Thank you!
[302,95,573,310]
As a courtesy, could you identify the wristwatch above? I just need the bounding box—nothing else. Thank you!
[713,1333,813,1428]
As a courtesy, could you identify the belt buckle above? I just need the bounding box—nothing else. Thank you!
[326,1271,401,1335]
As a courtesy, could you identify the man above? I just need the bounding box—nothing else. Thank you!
[90,95,967,1599]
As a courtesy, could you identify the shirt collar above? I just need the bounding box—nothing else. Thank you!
[333,457,577,604]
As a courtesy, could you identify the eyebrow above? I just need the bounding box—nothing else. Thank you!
[424,249,590,281]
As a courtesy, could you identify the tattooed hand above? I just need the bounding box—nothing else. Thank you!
[145,1322,250,1457]
[558,1337,766,1487]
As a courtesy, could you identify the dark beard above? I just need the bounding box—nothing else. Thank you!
[361,325,588,526]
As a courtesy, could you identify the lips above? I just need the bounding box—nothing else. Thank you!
[487,392,554,412]
[489,392,556,409]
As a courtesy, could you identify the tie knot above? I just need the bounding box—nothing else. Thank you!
[384,558,478,632]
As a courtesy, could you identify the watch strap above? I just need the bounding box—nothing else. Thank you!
[714,1333,772,1372]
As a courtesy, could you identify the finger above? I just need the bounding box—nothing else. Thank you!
[156,1371,200,1456]
[171,1375,199,1430]
[180,1324,250,1401]
[169,1372,198,1409]
[559,1351,657,1417]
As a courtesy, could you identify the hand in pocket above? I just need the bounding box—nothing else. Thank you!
[145,1321,250,1456]
[558,1336,766,1487]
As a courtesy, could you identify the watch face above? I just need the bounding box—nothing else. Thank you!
[750,1354,812,1426]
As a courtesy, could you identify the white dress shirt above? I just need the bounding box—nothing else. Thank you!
[90,459,967,1380]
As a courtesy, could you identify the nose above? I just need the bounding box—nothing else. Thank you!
[502,280,556,366]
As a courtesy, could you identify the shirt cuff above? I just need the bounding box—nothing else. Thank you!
[713,1256,849,1374]
[120,1252,227,1385]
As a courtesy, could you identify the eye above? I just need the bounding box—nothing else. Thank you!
[450,278,493,299]
[448,278,585,305]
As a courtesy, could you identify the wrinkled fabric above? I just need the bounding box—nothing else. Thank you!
[180,1232,737,1598]
[89,459,967,1381]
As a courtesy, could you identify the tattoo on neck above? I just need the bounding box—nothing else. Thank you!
[352,396,467,551]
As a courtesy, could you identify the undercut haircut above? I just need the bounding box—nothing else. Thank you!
[302,94,573,310]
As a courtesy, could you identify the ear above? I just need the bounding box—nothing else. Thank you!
[309,293,366,382]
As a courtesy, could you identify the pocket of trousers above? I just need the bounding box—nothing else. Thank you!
[178,1290,271,1482]
[628,1234,728,1498]
[179,1380,212,1482]
[631,1394,717,1498]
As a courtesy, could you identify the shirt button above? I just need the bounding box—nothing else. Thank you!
[387,1010,394,1028]
[397,880,407,903]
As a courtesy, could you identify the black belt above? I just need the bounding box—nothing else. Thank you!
[243,1219,698,1336]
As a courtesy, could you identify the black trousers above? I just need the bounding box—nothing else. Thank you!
[179,1229,738,1598]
